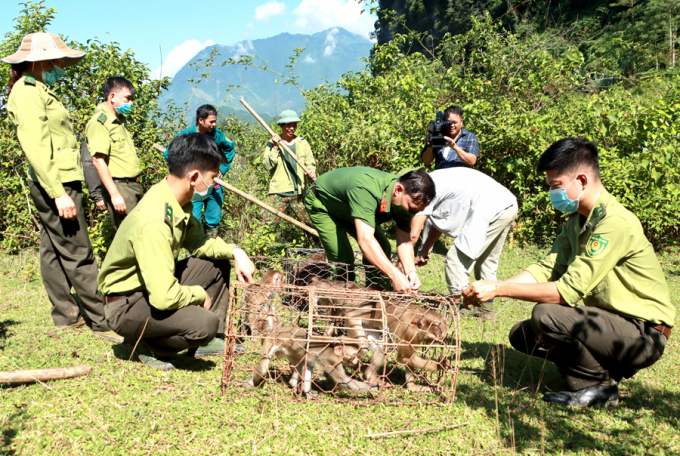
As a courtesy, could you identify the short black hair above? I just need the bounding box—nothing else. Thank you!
[167,133,226,177]
[196,104,218,125]
[398,168,436,203]
[537,137,601,179]
[102,77,136,99]
[443,105,463,120]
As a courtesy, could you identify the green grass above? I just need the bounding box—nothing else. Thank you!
[0,245,679,455]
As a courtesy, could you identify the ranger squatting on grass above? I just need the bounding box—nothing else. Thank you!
[1,32,675,417]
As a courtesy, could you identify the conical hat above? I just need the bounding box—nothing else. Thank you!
[2,32,86,67]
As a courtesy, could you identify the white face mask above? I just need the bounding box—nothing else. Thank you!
[192,173,214,202]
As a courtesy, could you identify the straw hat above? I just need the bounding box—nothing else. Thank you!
[276,110,301,124]
[2,32,86,67]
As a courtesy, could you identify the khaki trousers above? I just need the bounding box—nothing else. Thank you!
[104,257,231,357]
[509,303,668,391]
[103,181,143,230]
[445,205,517,313]
[28,180,108,330]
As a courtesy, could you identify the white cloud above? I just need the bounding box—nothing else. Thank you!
[245,23,254,29]
[232,40,255,61]
[152,39,215,79]
[292,0,376,40]
[323,28,339,57]
[303,54,316,63]
[255,1,286,22]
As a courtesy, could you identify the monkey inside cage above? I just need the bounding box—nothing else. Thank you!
[221,256,461,404]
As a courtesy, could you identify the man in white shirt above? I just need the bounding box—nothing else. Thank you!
[413,168,517,319]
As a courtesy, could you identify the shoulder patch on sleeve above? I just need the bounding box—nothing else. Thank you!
[586,234,609,257]
[24,76,35,86]
[164,203,174,227]
[97,113,108,125]
[592,203,607,225]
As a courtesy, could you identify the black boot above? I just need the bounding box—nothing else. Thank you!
[543,384,619,408]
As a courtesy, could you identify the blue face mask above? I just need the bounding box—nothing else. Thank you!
[192,173,214,202]
[113,96,132,115]
[42,65,64,86]
[549,176,584,213]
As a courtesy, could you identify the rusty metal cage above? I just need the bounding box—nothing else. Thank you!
[221,256,461,404]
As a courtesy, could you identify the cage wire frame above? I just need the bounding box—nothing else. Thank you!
[221,256,461,405]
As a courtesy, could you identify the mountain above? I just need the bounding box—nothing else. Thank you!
[161,28,373,121]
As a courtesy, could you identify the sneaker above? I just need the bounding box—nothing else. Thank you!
[92,330,128,344]
[190,338,246,358]
[138,353,177,371]
[55,318,87,330]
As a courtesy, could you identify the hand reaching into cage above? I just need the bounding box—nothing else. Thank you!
[233,247,256,283]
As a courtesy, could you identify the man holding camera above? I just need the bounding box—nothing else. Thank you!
[421,105,479,170]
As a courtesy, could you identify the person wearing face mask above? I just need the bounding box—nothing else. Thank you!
[163,104,236,238]
[411,168,517,320]
[85,77,143,230]
[261,110,317,228]
[464,138,674,408]
[303,167,436,293]
[3,32,122,342]
[98,133,256,370]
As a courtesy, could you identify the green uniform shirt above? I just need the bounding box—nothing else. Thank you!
[7,74,83,198]
[526,189,675,327]
[98,179,236,311]
[85,103,142,178]
[263,137,316,195]
[313,166,412,233]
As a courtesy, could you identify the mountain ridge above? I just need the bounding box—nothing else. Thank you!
[161,27,374,121]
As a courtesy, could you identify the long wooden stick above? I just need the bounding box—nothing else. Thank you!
[239,97,315,181]
[215,178,318,237]
[363,422,469,439]
[152,143,318,237]
[0,365,92,384]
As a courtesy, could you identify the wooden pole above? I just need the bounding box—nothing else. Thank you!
[239,97,315,181]
[151,143,318,237]
[214,178,318,237]
[0,365,92,384]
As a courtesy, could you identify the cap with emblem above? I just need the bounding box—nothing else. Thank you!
[2,32,86,66]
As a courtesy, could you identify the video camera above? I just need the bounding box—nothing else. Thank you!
[427,111,453,147]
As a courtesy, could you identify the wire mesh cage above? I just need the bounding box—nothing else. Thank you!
[221,256,461,404]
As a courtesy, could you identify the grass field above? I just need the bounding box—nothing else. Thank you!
[0,245,678,455]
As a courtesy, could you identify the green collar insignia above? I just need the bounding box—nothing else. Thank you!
[164,203,174,227]
[24,76,35,86]
[97,113,108,125]
[586,234,609,257]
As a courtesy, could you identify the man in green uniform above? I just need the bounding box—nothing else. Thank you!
[86,76,143,230]
[303,167,436,292]
[463,138,675,408]
[98,133,255,370]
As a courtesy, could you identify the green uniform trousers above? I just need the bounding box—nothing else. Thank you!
[304,191,391,286]
[509,303,668,391]
[104,257,231,357]
[103,181,143,230]
[29,180,108,331]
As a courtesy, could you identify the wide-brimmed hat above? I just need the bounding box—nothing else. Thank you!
[2,32,86,67]
[277,110,301,124]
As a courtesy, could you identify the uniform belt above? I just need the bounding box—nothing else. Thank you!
[104,294,129,304]
[112,176,140,183]
[650,323,671,339]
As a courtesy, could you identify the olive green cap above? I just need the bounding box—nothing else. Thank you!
[277,110,301,124]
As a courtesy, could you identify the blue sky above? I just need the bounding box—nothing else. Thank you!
[1,0,376,78]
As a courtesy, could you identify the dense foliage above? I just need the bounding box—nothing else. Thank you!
[1,1,678,257]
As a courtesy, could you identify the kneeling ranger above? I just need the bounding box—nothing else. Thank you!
[464,138,674,407]
[98,133,255,370]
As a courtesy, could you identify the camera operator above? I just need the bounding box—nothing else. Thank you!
[422,105,479,170]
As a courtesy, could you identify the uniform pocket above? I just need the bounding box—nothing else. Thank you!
[589,276,608,295]
[56,149,79,172]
